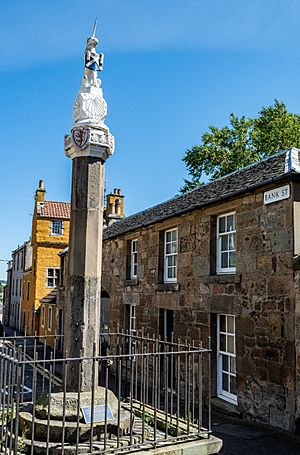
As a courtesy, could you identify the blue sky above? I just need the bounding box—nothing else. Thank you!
[1,0,300,279]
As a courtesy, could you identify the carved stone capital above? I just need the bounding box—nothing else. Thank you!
[64,125,114,161]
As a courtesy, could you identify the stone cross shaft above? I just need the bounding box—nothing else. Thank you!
[63,26,114,391]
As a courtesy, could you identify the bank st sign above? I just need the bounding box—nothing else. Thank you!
[264,184,290,205]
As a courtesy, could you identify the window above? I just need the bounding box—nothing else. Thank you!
[159,309,173,342]
[60,255,65,287]
[217,314,237,404]
[126,304,136,355]
[216,213,236,274]
[164,228,178,282]
[48,306,52,331]
[27,281,30,301]
[46,268,59,288]
[51,220,64,236]
[130,240,138,279]
[41,305,45,327]
[129,304,136,335]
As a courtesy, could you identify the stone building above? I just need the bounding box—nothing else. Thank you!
[20,180,70,337]
[22,147,300,431]
[99,148,300,432]
[3,261,12,326]
[26,185,125,346]
[3,241,32,330]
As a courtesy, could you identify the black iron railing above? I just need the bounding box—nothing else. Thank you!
[0,332,211,454]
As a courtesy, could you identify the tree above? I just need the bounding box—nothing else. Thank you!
[181,100,300,193]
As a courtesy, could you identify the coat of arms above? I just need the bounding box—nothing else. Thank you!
[72,127,90,149]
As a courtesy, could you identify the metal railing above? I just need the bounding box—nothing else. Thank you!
[0,332,211,454]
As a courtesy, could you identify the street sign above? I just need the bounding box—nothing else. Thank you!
[263,184,290,205]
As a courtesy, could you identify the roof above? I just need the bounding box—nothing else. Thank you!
[12,239,30,255]
[104,148,300,240]
[37,201,70,219]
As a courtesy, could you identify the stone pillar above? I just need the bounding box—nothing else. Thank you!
[63,26,114,391]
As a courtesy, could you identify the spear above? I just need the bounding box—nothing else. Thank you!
[91,17,98,38]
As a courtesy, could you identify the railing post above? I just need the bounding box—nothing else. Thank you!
[208,336,212,437]
[14,359,22,455]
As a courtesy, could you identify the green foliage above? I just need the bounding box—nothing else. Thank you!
[18,425,29,454]
[143,412,154,426]
[181,100,300,193]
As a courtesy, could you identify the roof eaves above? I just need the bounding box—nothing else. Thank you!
[114,173,294,235]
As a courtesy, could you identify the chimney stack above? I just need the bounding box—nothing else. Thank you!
[105,188,125,224]
[35,180,46,202]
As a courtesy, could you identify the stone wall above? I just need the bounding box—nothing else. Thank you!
[102,181,297,431]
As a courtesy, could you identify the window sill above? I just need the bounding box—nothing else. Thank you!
[211,397,239,416]
[154,283,180,292]
[124,278,139,286]
[217,393,238,406]
[205,274,241,284]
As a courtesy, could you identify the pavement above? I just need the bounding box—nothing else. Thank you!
[212,411,300,454]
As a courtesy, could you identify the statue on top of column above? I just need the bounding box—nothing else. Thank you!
[83,18,104,88]
[73,18,107,125]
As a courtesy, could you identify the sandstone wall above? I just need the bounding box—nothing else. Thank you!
[102,182,296,431]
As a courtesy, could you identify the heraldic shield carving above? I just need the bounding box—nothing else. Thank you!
[72,127,90,149]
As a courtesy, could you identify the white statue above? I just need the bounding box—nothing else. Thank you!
[73,18,107,125]
[83,18,104,88]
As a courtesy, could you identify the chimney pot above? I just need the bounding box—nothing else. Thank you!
[39,180,45,190]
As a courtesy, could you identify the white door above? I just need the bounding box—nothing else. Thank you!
[217,314,237,404]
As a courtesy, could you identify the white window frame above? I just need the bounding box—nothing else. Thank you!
[51,220,64,236]
[48,306,52,332]
[46,268,60,288]
[216,212,236,274]
[130,239,138,279]
[129,304,136,335]
[128,303,137,355]
[217,314,237,405]
[41,305,45,327]
[164,228,178,283]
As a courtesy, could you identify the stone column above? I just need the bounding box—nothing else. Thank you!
[63,26,114,391]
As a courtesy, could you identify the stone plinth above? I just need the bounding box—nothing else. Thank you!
[18,388,131,446]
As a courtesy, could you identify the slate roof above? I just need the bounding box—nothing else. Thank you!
[104,148,300,240]
[38,201,71,219]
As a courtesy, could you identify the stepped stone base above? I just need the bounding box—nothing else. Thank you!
[6,389,222,454]
[14,387,131,452]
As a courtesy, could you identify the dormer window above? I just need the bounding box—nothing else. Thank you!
[51,220,64,236]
